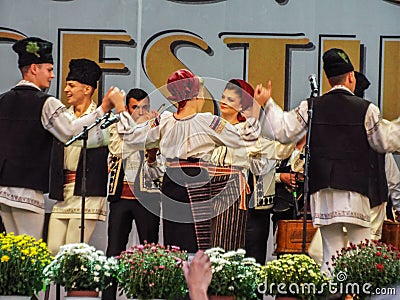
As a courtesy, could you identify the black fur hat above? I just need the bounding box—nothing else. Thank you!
[323,48,354,78]
[12,37,53,68]
[354,71,370,98]
[66,58,102,89]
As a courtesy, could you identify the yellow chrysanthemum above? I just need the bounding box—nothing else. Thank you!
[1,255,10,262]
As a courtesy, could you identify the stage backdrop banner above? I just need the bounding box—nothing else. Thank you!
[0,0,400,119]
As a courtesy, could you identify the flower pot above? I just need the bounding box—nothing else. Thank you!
[209,296,235,300]
[65,290,100,299]
[0,297,31,300]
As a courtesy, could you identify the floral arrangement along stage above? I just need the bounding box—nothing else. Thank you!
[43,243,118,292]
[261,254,330,299]
[116,243,187,300]
[0,232,52,296]
[332,239,400,299]
[205,247,263,300]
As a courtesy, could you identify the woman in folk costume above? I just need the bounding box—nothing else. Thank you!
[115,69,259,253]
[210,79,294,251]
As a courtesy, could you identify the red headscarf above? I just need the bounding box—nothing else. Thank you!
[167,69,201,101]
[228,79,254,110]
[227,79,254,122]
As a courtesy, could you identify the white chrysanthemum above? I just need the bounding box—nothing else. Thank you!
[222,251,236,258]
[214,265,223,272]
[236,248,246,255]
[205,247,225,255]
[209,256,218,263]
[219,258,231,265]
[242,257,256,264]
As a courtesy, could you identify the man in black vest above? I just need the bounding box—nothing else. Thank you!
[102,88,162,300]
[47,59,109,255]
[254,48,400,274]
[307,71,399,270]
[0,37,122,240]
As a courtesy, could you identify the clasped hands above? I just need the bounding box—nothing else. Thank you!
[100,86,126,114]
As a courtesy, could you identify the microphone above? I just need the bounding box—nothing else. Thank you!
[101,114,120,129]
[308,74,318,95]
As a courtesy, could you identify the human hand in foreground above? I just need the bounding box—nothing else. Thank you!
[182,251,212,300]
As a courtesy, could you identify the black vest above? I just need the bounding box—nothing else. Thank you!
[49,139,109,201]
[0,85,53,192]
[308,89,387,205]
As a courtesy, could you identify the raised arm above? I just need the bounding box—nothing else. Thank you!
[253,82,307,144]
[116,110,161,149]
[365,104,400,153]
[41,86,122,147]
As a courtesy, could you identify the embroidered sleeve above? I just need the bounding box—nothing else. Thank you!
[260,98,307,144]
[209,116,226,134]
[41,96,108,147]
[365,104,400,153]
[116,111,160,151]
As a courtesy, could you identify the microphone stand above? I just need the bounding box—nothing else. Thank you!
[291,170,299,219]
[65,112,111,242]
[301,86,318,254]
[55,113,109,300]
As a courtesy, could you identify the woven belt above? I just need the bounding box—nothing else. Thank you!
[166,161,249,210]
[210,165,250,210]
[166,160,210,169]
[121,181,136,200]
[64,170,76,184]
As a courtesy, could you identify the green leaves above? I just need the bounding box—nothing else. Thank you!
[337,50,350,63]
[25,41,40,57]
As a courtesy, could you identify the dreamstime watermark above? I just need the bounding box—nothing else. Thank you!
[257,271,397,296]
